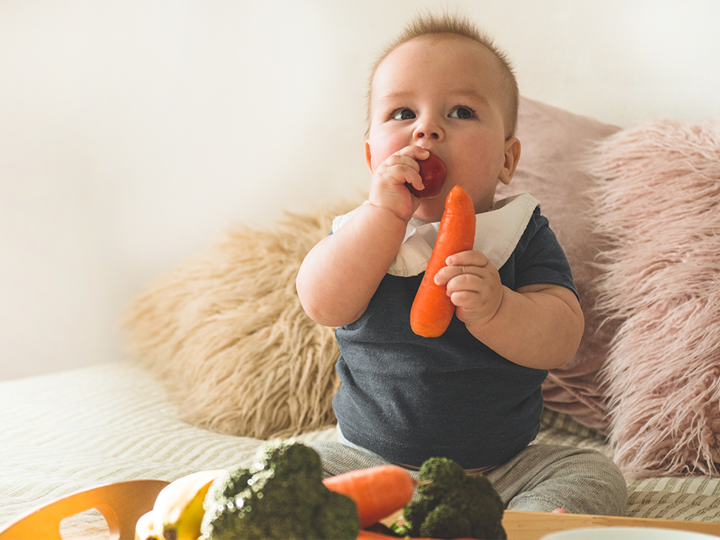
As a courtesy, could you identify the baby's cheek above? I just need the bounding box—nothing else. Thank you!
[367,134,408,170]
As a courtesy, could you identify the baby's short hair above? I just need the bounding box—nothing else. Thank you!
[365,12,519,139]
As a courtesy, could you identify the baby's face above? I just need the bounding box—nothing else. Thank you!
[366,35,517,222]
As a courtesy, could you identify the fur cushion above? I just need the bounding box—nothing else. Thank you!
[591,119,720,477]
[122,201,361,439]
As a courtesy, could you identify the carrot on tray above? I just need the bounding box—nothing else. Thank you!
[355,530,418,540]
[323,465,416,529]
[410,185,476,338]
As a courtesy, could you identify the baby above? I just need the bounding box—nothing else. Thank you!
[297,13,627,515]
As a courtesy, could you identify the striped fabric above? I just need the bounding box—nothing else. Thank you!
[537,409,720,522]
[1,362,719,533]
[0,362,335,534]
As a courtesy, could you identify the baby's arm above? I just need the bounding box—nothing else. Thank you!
[296,204,406,327]
[434,250,584,369]
[296,146,430,327]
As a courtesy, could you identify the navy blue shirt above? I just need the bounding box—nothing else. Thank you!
[332,207,577,469]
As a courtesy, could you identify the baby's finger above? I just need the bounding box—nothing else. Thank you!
[445,250,489,268]
[384,147,428,173]
[445,272,485,295]
[389,151,428,190]
[376,159,421,190]
[434,261,482,286]
[382,153,420,172]
[394,145,430,161]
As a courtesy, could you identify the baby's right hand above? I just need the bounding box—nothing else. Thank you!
[368,145,429,222]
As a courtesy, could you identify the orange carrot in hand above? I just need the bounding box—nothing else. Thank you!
[410,185,476,337]
[323,465,416,528]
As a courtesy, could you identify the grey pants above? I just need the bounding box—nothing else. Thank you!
[309,440,627,516]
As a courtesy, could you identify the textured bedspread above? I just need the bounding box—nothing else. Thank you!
[1,361,719,533]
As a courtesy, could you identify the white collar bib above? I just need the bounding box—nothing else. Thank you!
[332,193,540,277]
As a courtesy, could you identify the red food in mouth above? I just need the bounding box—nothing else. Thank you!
[406,152,447,198]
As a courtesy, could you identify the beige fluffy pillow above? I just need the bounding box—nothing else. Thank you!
[590,119,720,478]
[122,201,361,439]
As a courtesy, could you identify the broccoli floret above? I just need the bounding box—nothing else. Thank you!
[316,491,362,540]
[420,504,472,539]
[201,440,359,540]
[416,456,466,501]
[253,438,324,480]
[401,497,432,533]
[402,457,506,540]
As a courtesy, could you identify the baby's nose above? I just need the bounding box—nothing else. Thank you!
[413,119,443,141]
[414,130,441,140]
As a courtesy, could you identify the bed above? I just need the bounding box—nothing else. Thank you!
[2,94,720,538]
[3,363,720,537]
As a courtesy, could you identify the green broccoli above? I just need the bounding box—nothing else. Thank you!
[200,440,360,540]
[399,457,506,540]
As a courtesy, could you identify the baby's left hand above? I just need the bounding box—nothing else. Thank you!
[434,250,503,327]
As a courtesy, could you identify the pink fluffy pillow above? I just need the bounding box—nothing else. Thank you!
[591,119,720,478]
[497,97,621,432]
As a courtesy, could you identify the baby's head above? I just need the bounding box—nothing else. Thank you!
[364,13,522,220]
[365,13,519,140]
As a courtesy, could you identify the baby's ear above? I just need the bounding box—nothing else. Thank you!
[364,140,374,173]
[499,137,521,185]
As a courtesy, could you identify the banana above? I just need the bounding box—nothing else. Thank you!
[135,510,160,540]
[152,469,225,540]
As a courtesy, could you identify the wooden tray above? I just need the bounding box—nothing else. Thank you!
[0,479,168,540]
[501,510,720,539]
[379,509,720,539]
[2,479,720,540]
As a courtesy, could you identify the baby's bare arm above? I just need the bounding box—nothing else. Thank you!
[296,203,407,327]
[436,250,584,369]
[298,145,429,327]
[468,283,584,369]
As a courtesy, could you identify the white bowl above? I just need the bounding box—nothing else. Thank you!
[540,527,719,540]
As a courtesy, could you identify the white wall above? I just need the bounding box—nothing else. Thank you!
[1,0,719,380]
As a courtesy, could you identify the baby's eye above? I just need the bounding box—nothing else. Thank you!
[449,106,475,119]
[392,109,416,121]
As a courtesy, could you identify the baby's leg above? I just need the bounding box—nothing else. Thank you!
[309,439,411,478]
[485,444,627,516]
[311,439,626,515]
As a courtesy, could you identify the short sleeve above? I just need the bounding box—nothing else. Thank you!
[503,207,579,299]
